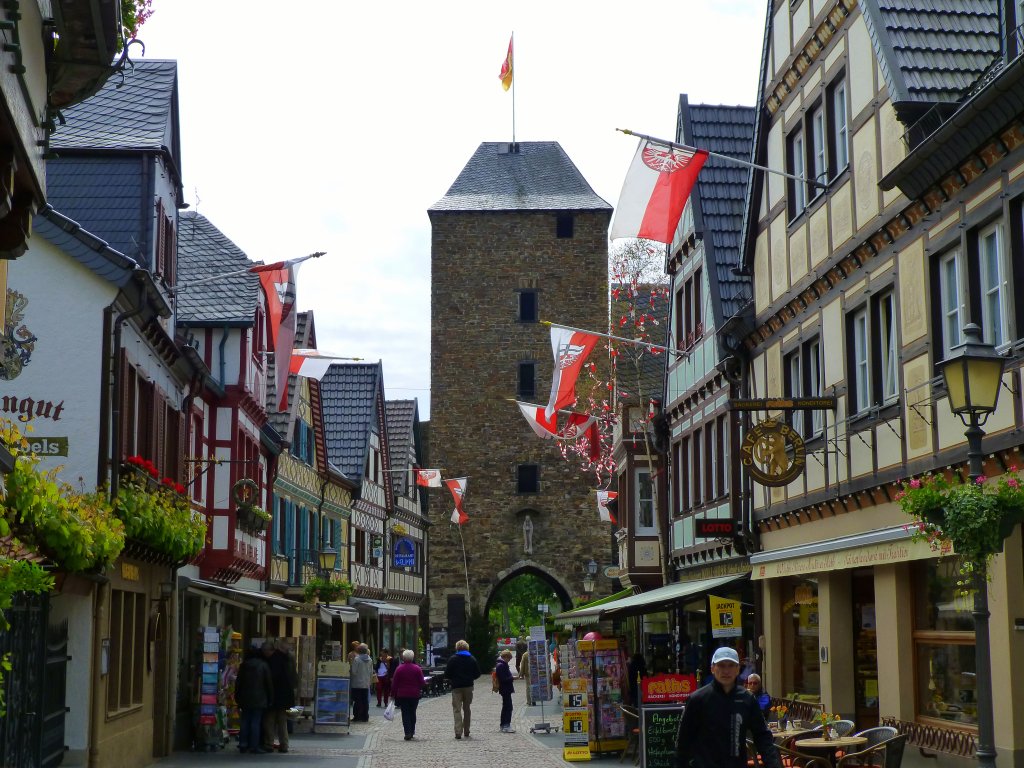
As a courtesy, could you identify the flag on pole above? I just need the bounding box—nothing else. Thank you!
[414,468,443,488]
[278,350,358,410]
[609,139,709,244]
[597,490,618,524]
[516,402,596,440]
[499,35,513,91]
[446,478,468,525]
[251,260,302,411]
[545,326,600,419]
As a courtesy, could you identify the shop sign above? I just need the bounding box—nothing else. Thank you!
[393,537,416,568]
[752,536,948,579]
[603,565,624,578]
[231,478,258,509]
[695,519,736,538]
[641,673,696,703]
[120,562,140,581]
[24,436,68,456]
[709,595,742,638]
[740,418,806,486]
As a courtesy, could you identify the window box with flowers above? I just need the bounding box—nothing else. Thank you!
[237,505,271,534]
[116,455,207,564]
[896,469,1024,582]
[302,576,354,605]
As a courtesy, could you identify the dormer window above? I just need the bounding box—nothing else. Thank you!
[154,199,175,288]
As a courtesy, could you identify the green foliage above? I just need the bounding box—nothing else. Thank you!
[0,558,54,716]
[465,606,498,673]
[302,576,354,604]
[897,469,1024,580]
[119,0,153,46]
[488,574,557,636]
[114,467,206,562]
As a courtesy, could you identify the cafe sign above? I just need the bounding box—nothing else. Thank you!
[393,537,416,568]
[740,418,806,486]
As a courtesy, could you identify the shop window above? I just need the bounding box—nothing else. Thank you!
[781,578,820,696]
[106,589,146,714]
[913,558,976,725]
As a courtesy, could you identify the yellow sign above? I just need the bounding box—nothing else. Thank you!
[563,710,589,736]
[120,562,140,581]
[563,745,592,761]
[709,594,742,638]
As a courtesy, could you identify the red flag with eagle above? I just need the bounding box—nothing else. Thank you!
[251,260,301,412]
[499,35,513,91]
[446,477,468,524]
[516,401,602,461]
[596,490,618,524]
[414,468,443,488]
[545,326,600,419]
[609,139,708,245]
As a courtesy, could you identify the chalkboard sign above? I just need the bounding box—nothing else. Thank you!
[314,675,350,726]
[641,703,684,768]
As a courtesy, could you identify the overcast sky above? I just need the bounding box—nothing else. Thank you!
[138,1,767,419]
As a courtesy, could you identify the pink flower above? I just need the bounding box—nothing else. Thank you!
[909,479,921,489]
[975,476,986,485]
[1008,478,1019,489]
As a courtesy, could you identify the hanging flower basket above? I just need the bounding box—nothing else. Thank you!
[115,456,206,562]
[302,576,354,604]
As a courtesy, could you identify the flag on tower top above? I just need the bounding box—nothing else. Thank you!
[499,36,514,91]
[610,139,708,245]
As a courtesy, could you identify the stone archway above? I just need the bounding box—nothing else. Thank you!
[484,559,574,617]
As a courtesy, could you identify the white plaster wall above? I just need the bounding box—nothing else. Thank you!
[49,588,96,754]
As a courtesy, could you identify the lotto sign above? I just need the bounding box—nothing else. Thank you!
[709,594,743,638]
[562,678,591,760]
[563,710,589,742]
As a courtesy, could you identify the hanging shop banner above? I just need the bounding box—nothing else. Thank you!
[393,537,416,568]
[740,418,806,486]
[709,595,742,638]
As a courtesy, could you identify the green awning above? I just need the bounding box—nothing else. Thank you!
[554,574,747,623]
[555,588,635,625]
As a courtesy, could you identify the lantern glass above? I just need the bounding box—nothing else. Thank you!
[939,324,1005,415]
[319,546,338,573]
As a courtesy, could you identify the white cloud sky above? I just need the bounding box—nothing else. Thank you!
[138,1,767,419]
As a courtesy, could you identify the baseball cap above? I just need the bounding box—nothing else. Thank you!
[711,647,740,665]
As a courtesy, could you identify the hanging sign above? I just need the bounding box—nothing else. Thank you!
[740,418,806,486]
[694,519,736,538]
[231,478,258,509]
[709,595,742,638]
[393,537,416,568]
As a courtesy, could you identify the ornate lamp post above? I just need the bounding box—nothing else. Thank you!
[318,545,338,578]
[937,323,1006,768]
[582,559,598,595]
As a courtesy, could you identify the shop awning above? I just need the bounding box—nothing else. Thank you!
[554,588,636,627]
[554,574,747,622]
[319,605,359,624]
[352,598,408,617]
[183,578,317,617]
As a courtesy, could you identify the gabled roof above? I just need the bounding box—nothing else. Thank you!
[268,311,314,438]
[861,0,1000,109]
[385,399,419,498]
[320,362,385,485]
[175,212,258,325]
[429,142,612,213]
[678,98,756,325]
[50,59,181,157]
[34,204,140,286]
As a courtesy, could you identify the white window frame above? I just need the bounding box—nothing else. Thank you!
[635,468,656,535]
[811,105,827,187]
[879,292,899,402]
[939,250,966,356]
[792,133,807,214]
[833,81,848,172]
[808,338,823,435]
[853,308,871,413]
[979,222,1008,349]
[788,350,804,435]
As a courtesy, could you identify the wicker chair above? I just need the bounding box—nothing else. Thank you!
[837,735,907,768]
[852,727,899,751]
[749,739,832,768]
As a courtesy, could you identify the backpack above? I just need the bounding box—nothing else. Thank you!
[491,670,499,693]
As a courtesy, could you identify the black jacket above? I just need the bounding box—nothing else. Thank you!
[444,651,481,689]
[675,679,780,768]
[495,658,515,695]
[267,650,298,709]
[235,654,274,710]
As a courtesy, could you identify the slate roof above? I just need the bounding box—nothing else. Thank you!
[50,59,180,153]
[34,204,140,286]
[861,0,1000,107]
[175,211,258,325]
[320,362,384,485]
[678,99,756,324]
[385,400,419,498]
[429,142,612,213]
[612,286,668,403]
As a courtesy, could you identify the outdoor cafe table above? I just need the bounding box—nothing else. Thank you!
[794,736,868,766]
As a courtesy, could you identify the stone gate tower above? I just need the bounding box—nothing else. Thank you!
[427,141,613,644]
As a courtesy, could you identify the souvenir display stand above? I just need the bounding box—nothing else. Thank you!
[568,638,627,754]
[192,626,243,751]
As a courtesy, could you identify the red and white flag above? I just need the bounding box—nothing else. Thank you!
[517,401,597,439]
[545,326,600,419]
[446,477,468,525]
[251,260,301,412]
[597,490,618,524]
[609,139,708,245]
[414,468,443,488]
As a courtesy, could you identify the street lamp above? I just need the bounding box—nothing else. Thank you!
[582,559,598,594]
[937,323,1006,768]
[318,545,338,576]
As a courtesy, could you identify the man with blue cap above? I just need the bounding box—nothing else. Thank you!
[674,646,780,768]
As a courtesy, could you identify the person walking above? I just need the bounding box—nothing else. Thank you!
[376,648,392,707]
[674,647,780,768]
[261,640,297,753]
[350,643,374,723]
[444,639,481,740]
[495,649,516,733]
[391,648,428,740]
[234,648,273,754]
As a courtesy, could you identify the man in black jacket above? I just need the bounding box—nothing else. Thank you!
[675,647,780,768]
[444,639,482,739]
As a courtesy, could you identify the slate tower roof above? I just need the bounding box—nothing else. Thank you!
[429,141,612,213]
[319,362,386,486]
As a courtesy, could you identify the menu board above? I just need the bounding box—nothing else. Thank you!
[640,704,684,768]
[314,676,350,726]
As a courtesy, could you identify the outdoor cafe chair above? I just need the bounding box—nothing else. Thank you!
[836,735,907,768]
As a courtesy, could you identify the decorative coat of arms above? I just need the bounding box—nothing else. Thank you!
[1,289,37,380]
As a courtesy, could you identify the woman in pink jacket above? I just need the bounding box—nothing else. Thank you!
[390,649,428,740]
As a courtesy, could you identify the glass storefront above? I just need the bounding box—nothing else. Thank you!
[913,557,976,726]
[781,577,820,697]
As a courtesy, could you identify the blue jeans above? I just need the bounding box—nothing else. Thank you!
[239,707,264,750]
[397,696,419,736]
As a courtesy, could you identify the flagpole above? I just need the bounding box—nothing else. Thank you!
[168,251,326,294]
[511,31,516,144]
[541,319,691,358]
[506,398,615,423]
[457,523,471,602]
[616,128,827,190]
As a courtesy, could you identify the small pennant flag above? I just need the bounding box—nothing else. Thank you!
[517,401,598,442]
[446,477,468,525]
[609,139,709,245]
[545,326,600,419]
[277,350,358,411]
[597,490,618,524]
[499,35,514,91]
[414,468,443,488]
[252,260,300,411]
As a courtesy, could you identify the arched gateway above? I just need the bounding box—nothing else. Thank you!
[426,141,614,651]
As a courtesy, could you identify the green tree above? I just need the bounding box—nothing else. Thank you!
[488,574,556,637]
